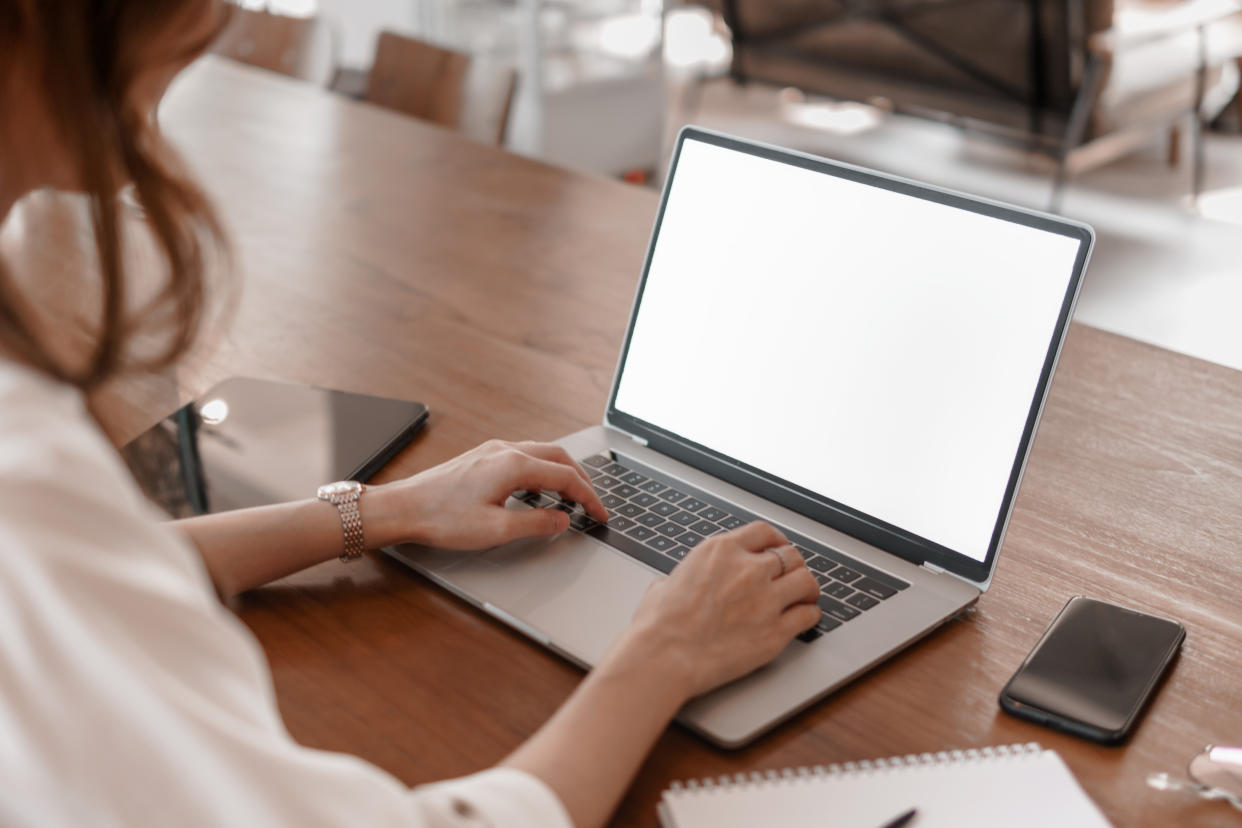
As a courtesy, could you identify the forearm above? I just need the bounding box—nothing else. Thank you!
[172,498,349,597]
[501,625,692,828]
[171,486,410,597]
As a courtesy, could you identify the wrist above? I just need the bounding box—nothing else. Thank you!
[355,479,427,551]
[594,620,698,710]
[354,482,405,549]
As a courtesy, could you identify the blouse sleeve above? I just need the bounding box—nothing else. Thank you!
[409,768,573,827]
[0,362,573,828]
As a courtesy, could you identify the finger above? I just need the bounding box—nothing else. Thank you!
[501,505,571,539]
[777,602,822,639]
[763,544,802,581]
[728,521,789,553]
[511,455,608,521]
[772,565,820,608]
[515,442,594,487]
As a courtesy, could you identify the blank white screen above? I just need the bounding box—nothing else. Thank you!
[614,139,1081,563]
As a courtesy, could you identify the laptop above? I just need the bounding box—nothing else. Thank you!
[388,127,1094,748]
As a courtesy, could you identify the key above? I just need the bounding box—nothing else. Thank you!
[569,513,596,531]
[830,566,862,584]
[626,525,656,541]
[647,535,677,552]
[825,582,853,600]
[817,596,860,621]
[807,556,834,573]
[817,614,843,632]
[847,592,879,610]
[854,577,898,600]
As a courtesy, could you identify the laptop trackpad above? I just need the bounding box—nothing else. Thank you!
[405,533,659,668]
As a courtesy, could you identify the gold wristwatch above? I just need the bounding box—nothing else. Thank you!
[317,480,366,562]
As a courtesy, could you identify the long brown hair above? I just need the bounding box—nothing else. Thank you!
[0,0,229,390]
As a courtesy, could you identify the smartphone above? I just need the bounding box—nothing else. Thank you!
[122,377,429,517]
[999,596,1184,744]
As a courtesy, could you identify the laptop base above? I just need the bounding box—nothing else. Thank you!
[387,425,980,748]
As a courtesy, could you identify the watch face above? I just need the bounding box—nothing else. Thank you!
[319,481,361,498]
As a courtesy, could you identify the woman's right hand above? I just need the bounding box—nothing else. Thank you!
[623,521,821,701]
[500,522,821,828]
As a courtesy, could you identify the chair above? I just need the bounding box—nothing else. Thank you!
[365,31,518,147]
[212,5,337,88]
[685,0,1242,208]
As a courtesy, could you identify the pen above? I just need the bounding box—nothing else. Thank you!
[878,807,918,828]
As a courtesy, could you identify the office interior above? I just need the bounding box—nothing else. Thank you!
[4,0,1242,826]
[249,0,1242,372]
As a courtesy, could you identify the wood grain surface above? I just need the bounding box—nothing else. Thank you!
[6,57,1241,826]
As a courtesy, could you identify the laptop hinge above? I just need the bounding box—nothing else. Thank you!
[922,560,948,575]
[619,429,649,447]
[603,417,650,447]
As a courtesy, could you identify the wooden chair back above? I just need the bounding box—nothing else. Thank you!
[365,31,517,146]
[212,6,336,87]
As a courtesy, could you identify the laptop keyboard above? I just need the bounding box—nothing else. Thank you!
[510,452,909,642]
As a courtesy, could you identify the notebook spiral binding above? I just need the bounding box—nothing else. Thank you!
[667,742,1044,793]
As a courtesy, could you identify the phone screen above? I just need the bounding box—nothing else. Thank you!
[122,377,428,517]
[1003,597,1183,737]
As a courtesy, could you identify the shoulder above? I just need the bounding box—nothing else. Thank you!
[0,358,94,454]
[0,359,210,593]
[0,359,123,496]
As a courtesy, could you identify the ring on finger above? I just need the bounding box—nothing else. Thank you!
[767,546,789,578]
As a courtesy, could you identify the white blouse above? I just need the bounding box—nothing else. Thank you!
[0,361,572,828]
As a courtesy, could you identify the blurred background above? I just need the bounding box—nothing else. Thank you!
[215,0,1242,371]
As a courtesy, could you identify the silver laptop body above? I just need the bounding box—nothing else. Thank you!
[388,127,1094,748]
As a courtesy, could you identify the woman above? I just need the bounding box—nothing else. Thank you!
[0,2,821,826]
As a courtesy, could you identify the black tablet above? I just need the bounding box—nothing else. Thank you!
[123,377,428,517]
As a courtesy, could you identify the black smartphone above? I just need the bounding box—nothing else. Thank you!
[122,377,429,517]
[999,596,1184,745]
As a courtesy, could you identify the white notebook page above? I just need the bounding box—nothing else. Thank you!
[659,745,1111,828]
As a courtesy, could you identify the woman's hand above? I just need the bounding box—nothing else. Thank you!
[362,439,609,550]
[500,521,820,828]
[618,521,821,700]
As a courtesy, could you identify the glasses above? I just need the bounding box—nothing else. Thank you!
[1148,745,1242,810]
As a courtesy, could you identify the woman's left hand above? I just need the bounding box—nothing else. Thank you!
[361,440,609,551]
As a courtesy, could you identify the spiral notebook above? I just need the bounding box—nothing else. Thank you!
[658,743,1111,828]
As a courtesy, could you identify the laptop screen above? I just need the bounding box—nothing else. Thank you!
[611,133,1087,569]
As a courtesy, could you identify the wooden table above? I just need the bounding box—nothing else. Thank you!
[9,57,1242,825]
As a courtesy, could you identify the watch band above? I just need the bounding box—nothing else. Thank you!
[317,481,366,562]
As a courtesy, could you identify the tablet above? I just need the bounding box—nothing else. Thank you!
[123,377,428,517]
